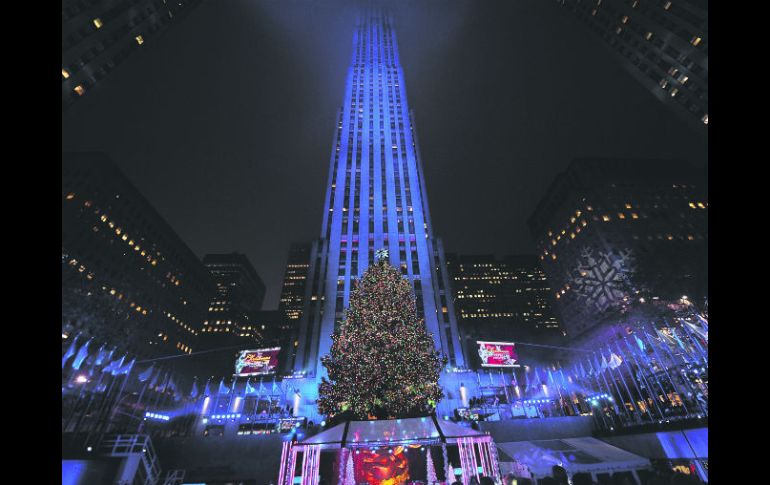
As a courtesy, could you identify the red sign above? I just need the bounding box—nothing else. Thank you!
[476,341,519,367]
[235,348,280,376]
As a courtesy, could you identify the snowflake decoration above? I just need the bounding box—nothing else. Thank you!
[567,247,635,312]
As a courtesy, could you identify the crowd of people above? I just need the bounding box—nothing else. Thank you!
[443,464,704,485]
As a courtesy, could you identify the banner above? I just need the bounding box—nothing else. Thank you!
[476,341,519,368]
[234,347,281,376]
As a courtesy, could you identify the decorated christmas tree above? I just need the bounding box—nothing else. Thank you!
[318,250,446,420]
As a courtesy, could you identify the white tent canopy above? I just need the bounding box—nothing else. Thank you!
[497,437,650,478]
[300,416,487,449]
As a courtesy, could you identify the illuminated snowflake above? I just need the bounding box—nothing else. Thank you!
[567,247,635,312]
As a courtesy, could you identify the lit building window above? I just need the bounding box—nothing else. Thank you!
[645,31,653,40]
[93,18,103,29]
[701,114,708,125]
[664,1,672,10]
[691,36,702,46]
[621,15,629,23]
[135,35,145,45]
[62,68,70,79]
[74,85,85,96]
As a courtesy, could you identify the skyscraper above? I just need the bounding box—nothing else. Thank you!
[62,152,215,359]
[278,243,312,372]
[445,254,563,367]
[61,0,202,111]
[290,9,465,415]
[200,253,266,349]
[528,158,707,340]
[555,0,708,130]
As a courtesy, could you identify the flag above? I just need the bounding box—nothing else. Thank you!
[685,321,708,342]
[62,335,79,368]
[204,378,212,396]
[115,358,135,376]
[71,338,92,370]
[608,352,623,370]
[634,335,646,353]
[103,355,125,374]
[94,345,113,366]
[218,379,230,395]
[138,365,155,383]
[245,378,258,395]
[190,379,199,399]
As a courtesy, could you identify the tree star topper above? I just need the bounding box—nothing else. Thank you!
[375,248,389,261]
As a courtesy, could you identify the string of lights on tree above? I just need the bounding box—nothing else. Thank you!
[318,251,446,420]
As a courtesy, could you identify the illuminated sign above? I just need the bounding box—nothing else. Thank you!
[235,348,280,376]
[476,341,519,368]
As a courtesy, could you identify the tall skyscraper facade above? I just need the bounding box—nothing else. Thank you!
[528,158,707,340]
[290,10,465,415]
[278,243,312,372]
[62,152,215,359]
[445,254,563,367]
[555,0,708,130]
[62,0,202,111]
[200,253,266,349]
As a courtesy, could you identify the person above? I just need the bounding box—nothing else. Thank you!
[551,465,569,485]
[480,476,495,485]
[571,473,593,485]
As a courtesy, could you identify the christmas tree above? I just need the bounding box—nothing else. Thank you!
[318,251,446,420]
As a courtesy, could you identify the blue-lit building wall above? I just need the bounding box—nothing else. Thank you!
[289,10,467,419]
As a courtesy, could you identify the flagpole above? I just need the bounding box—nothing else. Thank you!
[597,352,632,423]
[621,336,665,421]
[644,330,692,416]
[612,341,655,423]
[608,344,650,424]
[654,322,706,416]
[634,334,676,415]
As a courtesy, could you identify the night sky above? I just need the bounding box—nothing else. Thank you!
[61,0,707,309]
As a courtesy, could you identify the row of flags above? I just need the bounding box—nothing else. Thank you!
[496,314,708,396]
[62,336,135,376]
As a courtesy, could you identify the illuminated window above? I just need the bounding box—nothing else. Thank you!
[74,85,85,96]
[62,68,70,79]
[670,88,679,97]
[631,213,639,219]
[65,192,75,200]
[689,202,696,208]
[621,15,629,23]
[93,18,103,29]
[701,114,708,125]
[664,1,672,10]
[618,213,626,219]
[135,35,145,45]
[645,32,653,40]
[602,215,611,222]
[691,36,702,46]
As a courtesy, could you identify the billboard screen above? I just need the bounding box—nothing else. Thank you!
[476,341,519,368]
[234,347,280,376]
